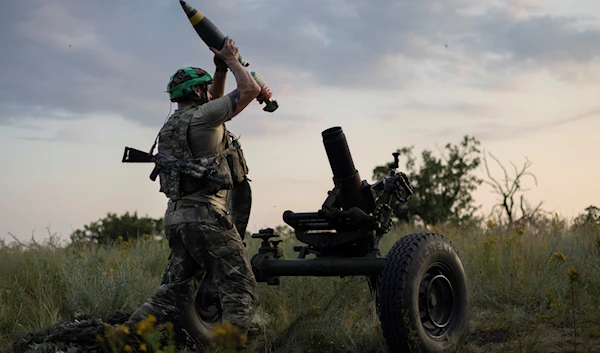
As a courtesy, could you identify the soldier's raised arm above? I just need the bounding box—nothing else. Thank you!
[210,37,260,118]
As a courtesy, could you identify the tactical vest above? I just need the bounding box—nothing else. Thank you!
[156,107,249,201]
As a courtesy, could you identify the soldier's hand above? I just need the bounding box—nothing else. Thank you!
[214,54,228,71]
[256,84,273,104]
[210,37,239,64]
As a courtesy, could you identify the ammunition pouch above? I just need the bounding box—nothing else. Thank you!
[179,129,249,195]
[179,153,234,196]
[225,143,249,184]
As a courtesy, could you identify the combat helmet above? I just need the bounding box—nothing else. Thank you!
[166,67,213,102]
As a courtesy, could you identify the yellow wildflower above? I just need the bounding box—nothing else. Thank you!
[552,213,565,232]
[547,252,566,263]
[568,267,580,283]
[135,323,147,336]
[212,325,227,338]
[211,321,247,348]
[482,236,497,247]
[164,321,174,333]
[135,315,157,336]
[504,233,521,246]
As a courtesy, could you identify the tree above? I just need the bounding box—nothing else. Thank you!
[274,225,294,240]
[70,211,163,245]
[572,205,600,230]
[372,135,483,226]
[482,151,545,225]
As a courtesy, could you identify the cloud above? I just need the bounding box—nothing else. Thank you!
[18,126,84,143]
[381,101,488,121]
[1,0,600,135]
[421,105,600,141]
[227,111,326,138]
[465,10,600,71]
[14,2,97,49]
[530,105,600,131]
[210,0,600,86]
[0,0,180,128]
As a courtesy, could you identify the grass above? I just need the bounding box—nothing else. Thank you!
[1,217,600,352]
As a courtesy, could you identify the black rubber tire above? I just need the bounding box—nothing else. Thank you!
[160,265,223,347]
[377,232,469,353]
[179,280,223,346]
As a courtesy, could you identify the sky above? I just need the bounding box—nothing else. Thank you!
[1,0,599,243]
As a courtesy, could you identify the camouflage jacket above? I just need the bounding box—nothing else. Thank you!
[156,104,249,202]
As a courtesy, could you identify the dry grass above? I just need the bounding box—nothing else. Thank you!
[1,217,599,352]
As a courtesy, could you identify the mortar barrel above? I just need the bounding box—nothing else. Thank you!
[321,127,364,210]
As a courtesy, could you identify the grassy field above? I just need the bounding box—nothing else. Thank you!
[1,217,599,352]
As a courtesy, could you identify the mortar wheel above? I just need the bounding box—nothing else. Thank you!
[377,232,469,352]
[180,280,223,346]
[160,264,223,348]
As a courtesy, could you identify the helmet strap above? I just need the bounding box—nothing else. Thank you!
[188,84,209,104]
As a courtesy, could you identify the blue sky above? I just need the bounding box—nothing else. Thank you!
[1,0,599,242]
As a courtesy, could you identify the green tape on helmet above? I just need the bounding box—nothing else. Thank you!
[166,67,213,100]
[183,67,199,78]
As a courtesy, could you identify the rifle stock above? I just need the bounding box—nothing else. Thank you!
[122,147,153,163]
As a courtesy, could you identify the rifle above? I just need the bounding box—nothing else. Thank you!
[121,146,226,187]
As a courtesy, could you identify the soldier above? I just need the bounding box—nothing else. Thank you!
[124,37,271,337]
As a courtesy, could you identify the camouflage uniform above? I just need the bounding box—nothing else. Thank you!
[125,67,258,333]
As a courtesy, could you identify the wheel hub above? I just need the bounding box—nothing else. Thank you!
[426,274,453,328]
[419,264,456,338]
[195,283,222,322]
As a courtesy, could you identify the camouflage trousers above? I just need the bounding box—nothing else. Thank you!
[125,201,259,332]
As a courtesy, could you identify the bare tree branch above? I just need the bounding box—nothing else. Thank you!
[483,150,543,225]
[7,232,29,249]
